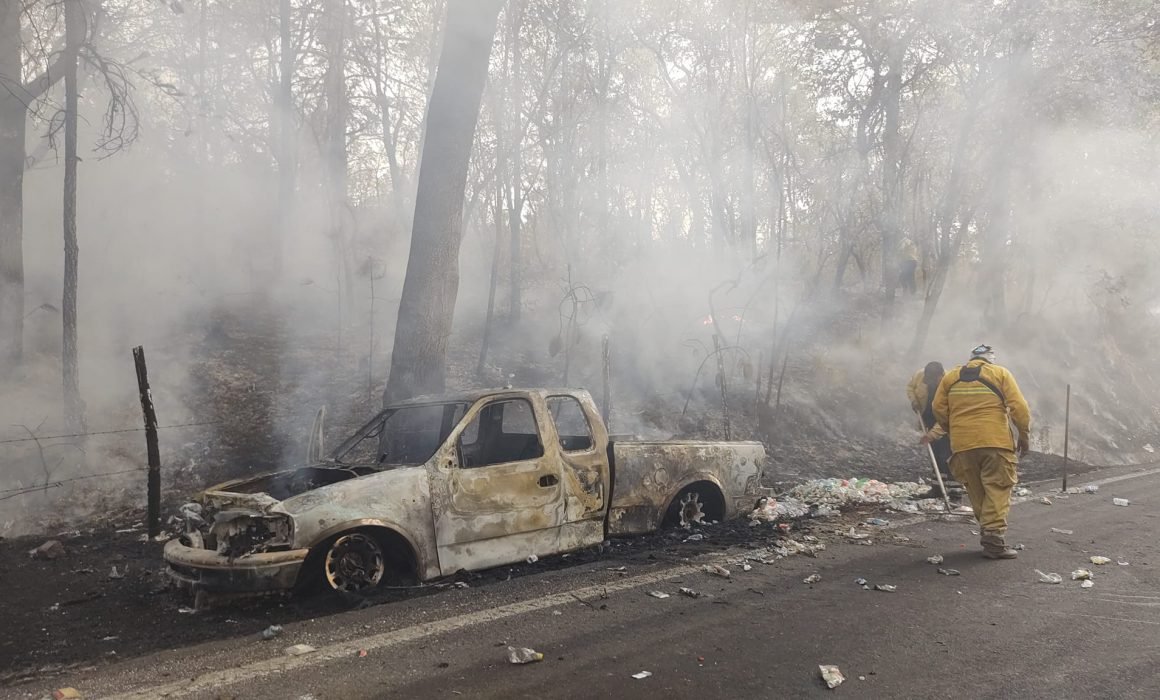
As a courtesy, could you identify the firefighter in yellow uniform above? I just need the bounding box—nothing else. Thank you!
[907,362,953,493]
[928,345,1031,559]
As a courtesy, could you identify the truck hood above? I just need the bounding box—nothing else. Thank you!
[199,466,412,508]
[186,465,428,556]
[278,467,431,549]
[202,465,380,506]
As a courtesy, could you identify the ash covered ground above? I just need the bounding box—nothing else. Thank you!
[0,505,948,683]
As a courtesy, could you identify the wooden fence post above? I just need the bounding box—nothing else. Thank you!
[1061,384,1071,493]
[132,346,161,538]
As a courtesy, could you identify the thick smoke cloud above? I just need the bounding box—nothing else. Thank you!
[2,0,1156,535]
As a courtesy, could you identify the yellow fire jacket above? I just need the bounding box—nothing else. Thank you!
[932,359,1031,454]
[908,370,946,438]
[906,370,928,413]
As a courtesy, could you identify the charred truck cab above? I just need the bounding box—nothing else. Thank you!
[164,388,768,606]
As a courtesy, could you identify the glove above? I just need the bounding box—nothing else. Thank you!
[1017,435,1030,457]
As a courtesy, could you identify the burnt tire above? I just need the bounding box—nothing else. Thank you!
[298,528,418,599]
[324,532,386,594]
[663,482,726,528]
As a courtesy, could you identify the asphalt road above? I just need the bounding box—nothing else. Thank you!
[11,465,1160,700]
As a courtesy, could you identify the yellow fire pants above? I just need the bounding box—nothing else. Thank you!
[949,447,1018,536]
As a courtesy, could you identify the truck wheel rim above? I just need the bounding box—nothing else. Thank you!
[679,492,706,526]
[324,533,385,592]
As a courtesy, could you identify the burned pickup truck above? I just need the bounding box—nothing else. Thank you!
[165,388,767,604]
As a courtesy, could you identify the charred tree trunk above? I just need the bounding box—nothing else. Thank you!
[506,1,524,325]
[477,186,503,377]
[413,0,448,166]
[323,0,351,327]
[272,0,295,282]
[879,53,903,320]
[62,0,84,431]
[383,0,504,404]
[0,88,25,371]
[1,2,67,374]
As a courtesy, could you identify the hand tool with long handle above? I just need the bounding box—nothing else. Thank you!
[916,411,954,514]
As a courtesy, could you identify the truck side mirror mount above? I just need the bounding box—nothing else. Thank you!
[307,405,326,463]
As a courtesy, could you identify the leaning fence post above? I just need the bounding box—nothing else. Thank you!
[1061,384,1071,493]
[132,346,161,538]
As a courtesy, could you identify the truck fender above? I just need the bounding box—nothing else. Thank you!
[303,519,433,581]
[659,475,728,527]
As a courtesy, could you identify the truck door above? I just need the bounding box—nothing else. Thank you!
[545,394,608,520]
[430,397,567,574]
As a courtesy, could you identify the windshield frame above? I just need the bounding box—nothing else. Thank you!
[329,401,469,467]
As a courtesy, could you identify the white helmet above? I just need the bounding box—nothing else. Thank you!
[970,344,996,363]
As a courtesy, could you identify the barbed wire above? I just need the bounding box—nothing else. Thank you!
[0,420,219,445]
[0,468,145,501]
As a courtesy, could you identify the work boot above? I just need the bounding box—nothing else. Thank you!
[980,532,1017,560]
[913,483,960,502]
[983,548,1018,560]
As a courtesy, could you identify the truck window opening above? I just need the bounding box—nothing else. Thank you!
[459,398,544,468]
[547,395,594,452]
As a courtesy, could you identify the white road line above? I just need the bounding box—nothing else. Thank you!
[1093,599,1160,609]
[104,563,703,700]
[1081,466,1160,488]
[1022,465,1160,491]
[1044,611,1160,627]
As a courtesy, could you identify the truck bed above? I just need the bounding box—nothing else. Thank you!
[606,439,766,535]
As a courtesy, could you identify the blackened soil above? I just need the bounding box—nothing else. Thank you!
[0,510,871,685]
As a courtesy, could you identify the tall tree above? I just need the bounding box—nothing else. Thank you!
[0,2,65,371]
[62,0,84,430]
[323,0,352,319]
[383,0,505,404]
[978,17,1035,329]
[878,41,904,316]
[505,0,525,323]
[272,0,296,282]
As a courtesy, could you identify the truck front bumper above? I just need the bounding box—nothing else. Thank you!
[163,539,309,597]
